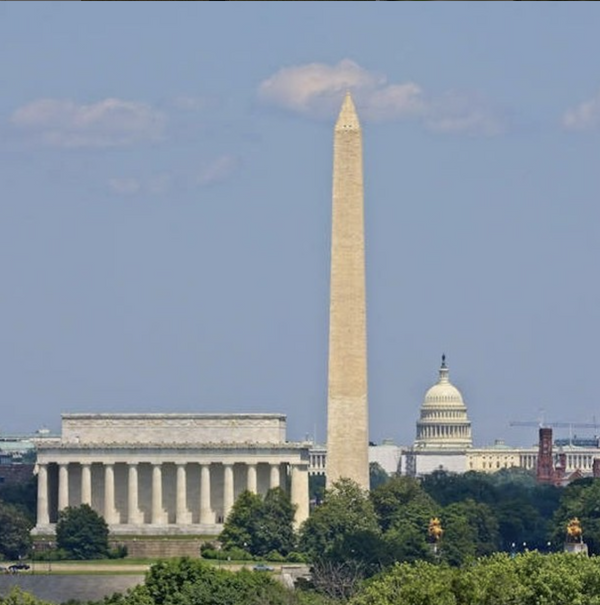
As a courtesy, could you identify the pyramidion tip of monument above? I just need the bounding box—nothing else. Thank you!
[335,90,361,131]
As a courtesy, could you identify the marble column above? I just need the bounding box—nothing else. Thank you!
[246,463,257,494]
[290,463,309,528]
[270,463,281,490]
[200,464,214,524]
[104,464,116,524]
[176,463,190,524]
[223,464,234,522]
[58,463,69,512]
[127,463,140,525]
[81,463,92,506]
[151,464,164,525]
[36,463,49,525]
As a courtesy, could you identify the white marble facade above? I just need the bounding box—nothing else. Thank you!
[33,413,310,536]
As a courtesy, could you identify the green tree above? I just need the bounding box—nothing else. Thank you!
[55,504,109,560]
[350,560,457,605]
[494,499,546,552]
[420,468,560,554]
[142,557,319,605]
[441,499,500,565]
[370,476,440,566]
[82,558,334,605]
[0,587,55,605]
[369,463,389,490]
[440,504,478,566]
[381,501,440,565]
[550,478,600,554]
[254,487,297,557]
[349,552,600,605]
[0,500,32,560]
[299,478,381,565]
[219,490,263,555]
[299,479,382,598]
[0,476,38,524]
[370,476,438,532]
[219,488,297,558]
[421,470,498,507]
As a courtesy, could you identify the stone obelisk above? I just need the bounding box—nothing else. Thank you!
[326,92,369,490]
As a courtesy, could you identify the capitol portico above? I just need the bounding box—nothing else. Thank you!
[33,413,310,537]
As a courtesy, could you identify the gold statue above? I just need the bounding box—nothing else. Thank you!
[428,517,444,543]
[566,517,583,543]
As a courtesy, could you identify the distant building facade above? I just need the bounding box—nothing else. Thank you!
[369,439,402,476]
[0,433,41,465]
[0,430,54,486]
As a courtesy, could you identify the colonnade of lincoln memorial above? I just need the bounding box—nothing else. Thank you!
[33,414,310,536]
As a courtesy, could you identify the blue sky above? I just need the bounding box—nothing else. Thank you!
[2,2,600,449]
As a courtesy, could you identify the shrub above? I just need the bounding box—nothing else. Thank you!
[286,551,307,563]
[265,550,286,562]
[108,544,128,559]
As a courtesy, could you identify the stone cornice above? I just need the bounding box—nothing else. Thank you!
[37,441,309,451]
[62,413,286,420]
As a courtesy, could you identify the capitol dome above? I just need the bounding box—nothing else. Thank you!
[423,365,465,406]
[414,355,472,450]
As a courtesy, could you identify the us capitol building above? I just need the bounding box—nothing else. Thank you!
[312,355,598,480]
[399,355,543,477]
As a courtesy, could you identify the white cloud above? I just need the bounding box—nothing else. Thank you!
[258,59,384,117]
[563,91,600,131]
[366,83,426,121]
[258,59,505,136]
[197,155,239,186]
[11,98,166,148]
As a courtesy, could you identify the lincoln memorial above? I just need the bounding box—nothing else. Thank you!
[33,413,310,537]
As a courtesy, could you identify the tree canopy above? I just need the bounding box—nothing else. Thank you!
[219,488,297,558]
[299,478,380,566]
[0,500,32,560]
[350,552,600,605]
[550,477,600,554]
[142,557,294,605]
[0,476,37,524]
[420,470,560,553]
[55,504,109,560]
[368,463,390,490]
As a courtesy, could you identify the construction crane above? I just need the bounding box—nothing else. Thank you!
[509,419,600,447]
[510,421,600,429]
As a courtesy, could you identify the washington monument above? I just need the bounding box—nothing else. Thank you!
[326,93,369,490]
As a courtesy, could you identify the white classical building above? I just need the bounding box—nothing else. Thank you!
[403,357,600,479]
[403,356,473,477]
[33,413,310,537]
